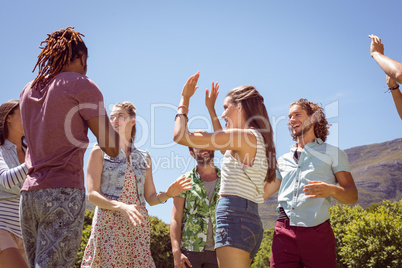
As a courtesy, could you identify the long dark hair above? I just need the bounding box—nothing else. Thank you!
[226,86,277,183]
[0,100,20,145]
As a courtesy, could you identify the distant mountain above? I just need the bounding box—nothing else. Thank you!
[259,138,402,229]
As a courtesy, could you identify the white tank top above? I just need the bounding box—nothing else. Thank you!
[219,129,268,203]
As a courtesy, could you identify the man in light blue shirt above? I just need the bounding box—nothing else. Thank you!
[264,98,358,268]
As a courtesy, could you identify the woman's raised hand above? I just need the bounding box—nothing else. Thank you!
[182,71,200,99]
[205,81,219,111]
[166,176,193,197]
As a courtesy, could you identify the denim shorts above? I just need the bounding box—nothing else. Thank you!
[215,196,263,259]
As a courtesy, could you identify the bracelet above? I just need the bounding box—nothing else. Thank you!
[389,84,400,90]
[174,113,188,121]
[157,191,169,204]
[177,105,189,112]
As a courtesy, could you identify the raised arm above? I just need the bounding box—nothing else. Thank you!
[386,75,402,119]
[144,155,192,206]
[170,196,191,268]
[86,146,145,226]
[174,72,258,165]
[205,81,223,132]
[87,115,120,158]
[0,151,28,189]
[205,82,226,155]
[369,34,402,83]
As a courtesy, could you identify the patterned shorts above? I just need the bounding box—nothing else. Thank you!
[20,188,85,268]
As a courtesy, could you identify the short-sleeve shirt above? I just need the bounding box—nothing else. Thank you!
[19,72,107,191]
[276,138,351,227]
[177,167,221,252]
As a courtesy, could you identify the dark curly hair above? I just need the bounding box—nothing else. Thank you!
[289,98,330,142]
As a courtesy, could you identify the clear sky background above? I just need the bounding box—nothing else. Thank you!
[1,1,401,223]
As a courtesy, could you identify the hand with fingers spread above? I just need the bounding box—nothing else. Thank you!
[119,203,145,226]
[166,176,193,197]
[369,34,384,57]
[303,181,334,199]
[182,72,200,99]
[205,81,220,111]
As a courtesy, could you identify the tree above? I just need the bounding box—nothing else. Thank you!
[330,200,402,268]
[149,215,174,267]
[75,209,94,267]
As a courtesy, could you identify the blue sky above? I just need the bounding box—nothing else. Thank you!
[1,1,401,223]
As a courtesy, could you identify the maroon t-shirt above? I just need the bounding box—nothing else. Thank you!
[19,72,107,191]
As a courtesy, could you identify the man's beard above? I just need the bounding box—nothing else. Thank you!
[194,152,215,165]
[291,119,314,139]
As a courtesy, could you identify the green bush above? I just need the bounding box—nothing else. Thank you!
[149,215,174,267]
[75,209,94,267]
[330,200,402,268]
[251,228,274,268]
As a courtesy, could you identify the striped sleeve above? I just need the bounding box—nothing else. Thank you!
[0,154,28,189]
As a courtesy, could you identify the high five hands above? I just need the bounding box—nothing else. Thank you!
[205,81,219,110]
[182,71,200,99]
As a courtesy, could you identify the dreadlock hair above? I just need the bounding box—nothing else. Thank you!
[289,98,330,142]
[31,26,87,88]
[226,86,277,183]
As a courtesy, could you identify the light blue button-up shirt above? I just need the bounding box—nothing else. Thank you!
[276,138,350,227]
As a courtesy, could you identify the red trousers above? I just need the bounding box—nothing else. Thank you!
[270,218,337,268]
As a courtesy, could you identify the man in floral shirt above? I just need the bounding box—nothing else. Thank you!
[170,147,221,268]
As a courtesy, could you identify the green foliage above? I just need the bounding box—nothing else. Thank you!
[329,203,365,264]
[251,228,274,268]
[330,200,402,268]
[149,215,174,268]
[75,209,94,268]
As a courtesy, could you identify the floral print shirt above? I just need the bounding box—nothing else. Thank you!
[177,166,221,252]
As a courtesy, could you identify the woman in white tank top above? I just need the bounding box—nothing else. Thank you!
[174,72,277,268]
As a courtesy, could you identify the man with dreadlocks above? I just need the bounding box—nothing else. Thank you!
[263,99,358,268]
[19,27,120,267]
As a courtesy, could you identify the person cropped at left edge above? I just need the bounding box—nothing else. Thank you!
[19,27,120,268]
[82,102,192,267]
[0,100,28,268]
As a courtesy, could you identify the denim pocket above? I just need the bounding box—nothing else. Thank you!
[241,216,263,249]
